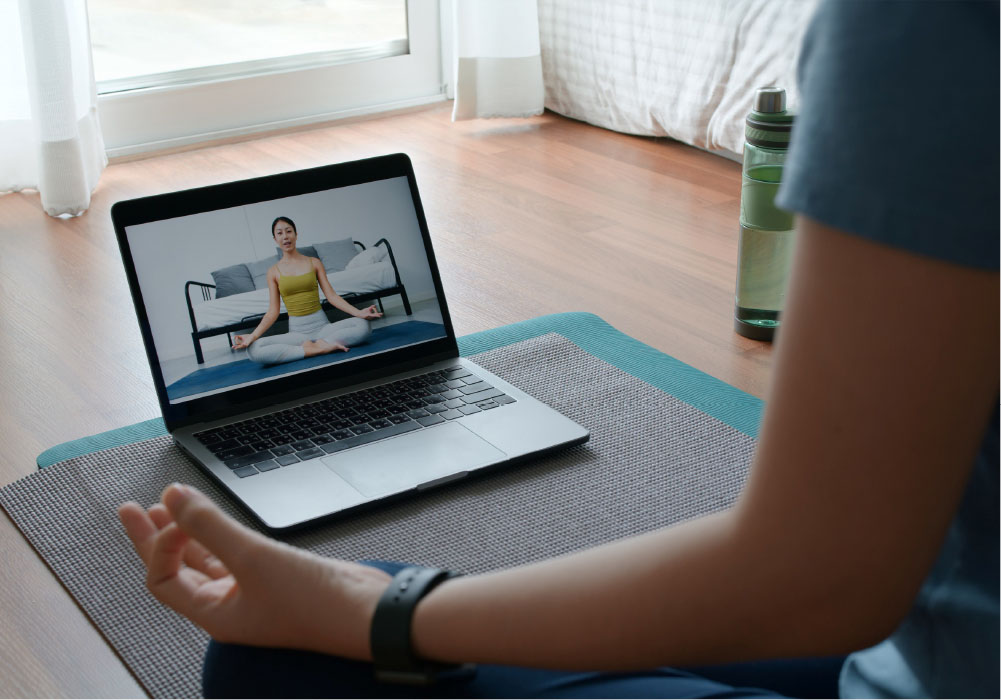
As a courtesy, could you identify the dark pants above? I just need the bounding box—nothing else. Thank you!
[202,561,845,699]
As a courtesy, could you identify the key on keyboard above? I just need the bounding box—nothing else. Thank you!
[193,366,518,476]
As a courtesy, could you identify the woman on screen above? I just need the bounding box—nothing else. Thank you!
[232,216,382,365]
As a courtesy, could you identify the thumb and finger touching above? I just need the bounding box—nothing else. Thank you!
[148,503,230,579]
[121,485,271,585]
[122,485,384,652]
[118,501,159,561]
[161,484,266,579]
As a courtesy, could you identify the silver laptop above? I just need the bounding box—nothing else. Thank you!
[112,153,588,531]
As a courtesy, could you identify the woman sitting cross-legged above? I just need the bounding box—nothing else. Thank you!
[232,216,382,365]
[118,3,997,698]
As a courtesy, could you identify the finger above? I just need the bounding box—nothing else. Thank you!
[149,504,230,579]
[147,502,172,529]
[147,522,189,587]
[145,523,214,617]
[118,502,159,563]
[162,484,264,576]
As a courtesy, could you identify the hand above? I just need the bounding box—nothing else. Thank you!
[231,335,253,350]
[356,305,383,320]
[118,484,391,659]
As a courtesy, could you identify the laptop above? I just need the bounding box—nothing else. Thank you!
[111,153,589,531]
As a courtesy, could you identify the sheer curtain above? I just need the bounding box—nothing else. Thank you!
[452,0,544,120]
[0,0,106,217]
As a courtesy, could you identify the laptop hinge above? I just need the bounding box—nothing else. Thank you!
[165,348,459,432]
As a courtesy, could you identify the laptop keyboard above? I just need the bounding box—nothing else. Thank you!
[192,366,516,478]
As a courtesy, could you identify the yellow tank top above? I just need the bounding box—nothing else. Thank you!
[277,269,322,316]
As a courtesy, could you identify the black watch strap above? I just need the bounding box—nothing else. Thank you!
[370,566,471,685]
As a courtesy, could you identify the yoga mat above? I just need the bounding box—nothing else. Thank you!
[6,313,764,698]
[166,321,447,400]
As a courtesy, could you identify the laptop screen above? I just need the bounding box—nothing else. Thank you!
[114,156,456,428]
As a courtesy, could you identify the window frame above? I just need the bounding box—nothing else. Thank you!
[98,1,445,158]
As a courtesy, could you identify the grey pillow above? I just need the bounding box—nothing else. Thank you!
[275,244,318,261]
[210,264,254,298]
[312,238,358,272]
[247,255,278,290]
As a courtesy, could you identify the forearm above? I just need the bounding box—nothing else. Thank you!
[325,294,362,317]
[316,270,364,317]
[249,311,278,341]
[411,507,862,671]
[407,220,998,673]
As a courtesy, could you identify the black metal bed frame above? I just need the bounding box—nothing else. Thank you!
[184,239,412,364]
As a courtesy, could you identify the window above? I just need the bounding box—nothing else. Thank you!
[89,1,408,91]
[93,1,445,157]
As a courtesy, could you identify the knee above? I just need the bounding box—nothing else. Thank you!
[202,641,296,698]
[356,318,372,344]
[202,639,377,698]
[202,640,247,698]
[245,341,264,363]
[345,317,371,344]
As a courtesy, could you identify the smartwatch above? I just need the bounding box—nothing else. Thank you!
[370,565,476,685]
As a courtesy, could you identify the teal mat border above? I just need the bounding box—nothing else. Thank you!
[36,313,764,469]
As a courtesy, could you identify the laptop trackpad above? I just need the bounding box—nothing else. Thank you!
[321,423,506,498]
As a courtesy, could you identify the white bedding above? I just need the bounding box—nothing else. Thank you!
[193,261,397,332]
[538,0,817,158]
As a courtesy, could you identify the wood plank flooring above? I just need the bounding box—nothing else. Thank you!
[0,104,773,697]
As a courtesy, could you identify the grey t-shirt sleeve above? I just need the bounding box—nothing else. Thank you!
[775,0,999,270]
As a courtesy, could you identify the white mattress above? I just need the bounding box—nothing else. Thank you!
[538,0,817,158]
[193,261,397,332]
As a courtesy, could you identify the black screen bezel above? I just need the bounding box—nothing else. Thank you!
[111,153,459,431]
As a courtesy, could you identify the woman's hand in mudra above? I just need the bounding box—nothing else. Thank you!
[356,305,383,321]
[118,484,391,660]
[231,335,252,350]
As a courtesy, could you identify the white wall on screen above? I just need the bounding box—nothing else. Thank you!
[128,208,254,363]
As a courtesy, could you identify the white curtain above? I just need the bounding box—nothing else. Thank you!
[452,0,545,120]
[0,0,106,217]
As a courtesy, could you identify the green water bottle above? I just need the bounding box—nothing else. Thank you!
[734,87,796,341]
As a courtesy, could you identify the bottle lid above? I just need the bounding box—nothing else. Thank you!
[754,87,786,113]
[746,86,794,149]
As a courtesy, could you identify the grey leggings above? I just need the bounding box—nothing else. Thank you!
[246,311,371,365]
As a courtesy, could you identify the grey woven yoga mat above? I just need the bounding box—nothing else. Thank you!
[0,334,755,699]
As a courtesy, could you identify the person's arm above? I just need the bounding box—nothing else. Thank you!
[313,258,382,320]
[232,268,281,348]
[408,215,998,669]
[121,216,997,668]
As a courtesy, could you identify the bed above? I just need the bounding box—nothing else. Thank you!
[538,0,818,159]
[184,239,411,364]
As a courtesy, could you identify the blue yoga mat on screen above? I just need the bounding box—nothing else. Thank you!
[166,321,446,400]
[38,313,764,468]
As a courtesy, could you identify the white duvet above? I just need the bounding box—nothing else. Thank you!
[193,261,397,332]
[538,0,817,158]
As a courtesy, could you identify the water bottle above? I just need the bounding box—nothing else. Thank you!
[734,87,796,341]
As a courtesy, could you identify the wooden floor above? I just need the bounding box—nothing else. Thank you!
[0,103,773,697]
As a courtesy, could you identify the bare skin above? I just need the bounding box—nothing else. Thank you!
[231,220,382,355]
[302,338,348,358]
[120,215,997,669]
